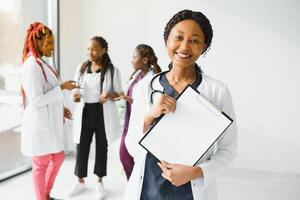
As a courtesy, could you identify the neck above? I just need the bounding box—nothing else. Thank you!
[140,65,149,75]
[35,49,43,58]
[92,61,102,69]
[93,56,103,66]
[167,64,196,84]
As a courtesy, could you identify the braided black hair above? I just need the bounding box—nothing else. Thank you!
[136,44,161,74]
[164,9,213,54]
[129,44,162,80]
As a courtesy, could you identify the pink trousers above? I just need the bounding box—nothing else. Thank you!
[32,151,65,200]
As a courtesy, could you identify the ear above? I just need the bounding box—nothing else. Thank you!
[101,48,107,55]
[34,39,43,56]
[165,39,169,48]
[142,57,148,64]
[42,27,46,35]
[201,44,207,55]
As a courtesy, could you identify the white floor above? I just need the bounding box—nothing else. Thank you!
[1,141,300,200]
[0,141,127,200]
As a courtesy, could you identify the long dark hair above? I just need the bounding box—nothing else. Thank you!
[130,44,161,79]
[79,36,115,92]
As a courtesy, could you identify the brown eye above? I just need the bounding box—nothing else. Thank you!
[190,39,201,44]
[174,35,183,40]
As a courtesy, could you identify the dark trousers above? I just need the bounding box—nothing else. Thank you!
[75,103,108,178]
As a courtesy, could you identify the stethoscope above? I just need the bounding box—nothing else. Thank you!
[149,63,203,104]
[149,70,169,104]
[39,58,61,91]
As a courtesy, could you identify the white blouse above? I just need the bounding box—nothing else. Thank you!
[72,64,123,144]
[83,72,101,103]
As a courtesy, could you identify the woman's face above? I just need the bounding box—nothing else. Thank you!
[166,19,205,69]
[132,49,146,70]
[87,40,106,62]
[36,32,54,57]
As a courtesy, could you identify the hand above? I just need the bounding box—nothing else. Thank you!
[113,92,125,101]
[73,93,81,102]
[64,107,72,120]
[60,81,78,90]
[157,160,203,187]
[99,93,108,103]
[123,95,133,104]
[150,94,176,118]
[144,94,176,132]
[114,92,133,103]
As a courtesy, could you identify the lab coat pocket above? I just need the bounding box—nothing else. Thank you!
[33,106,50,133]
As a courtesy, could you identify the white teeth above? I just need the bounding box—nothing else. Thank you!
[176,53,191,58]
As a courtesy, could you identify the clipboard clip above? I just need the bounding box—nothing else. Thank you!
[195,94,222,116]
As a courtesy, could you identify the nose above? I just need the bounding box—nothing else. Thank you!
[179,39,190,51]
[87,50,92,57]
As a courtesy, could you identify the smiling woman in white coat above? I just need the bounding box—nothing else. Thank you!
[123,10,237,200]
[68,36,122,199]
[21,22,77,200]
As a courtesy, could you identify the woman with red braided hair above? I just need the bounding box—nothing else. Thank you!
[21,22,77,200]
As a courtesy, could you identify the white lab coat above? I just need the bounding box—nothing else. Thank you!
[124,73,237,200]
[21,56,65,156]
[122,68,155,113]
[72,64,122,144]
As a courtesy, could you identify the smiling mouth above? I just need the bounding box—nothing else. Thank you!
[175,52,192,59]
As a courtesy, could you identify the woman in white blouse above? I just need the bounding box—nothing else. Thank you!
[69,36,122,199]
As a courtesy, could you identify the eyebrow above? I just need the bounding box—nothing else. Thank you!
[176,30,201,37]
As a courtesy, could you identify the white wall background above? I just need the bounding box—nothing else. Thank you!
[20,0,47,33]
[59,0,300,174]
[20,0,59,68]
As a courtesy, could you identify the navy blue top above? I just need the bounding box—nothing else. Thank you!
[140,68,202,200]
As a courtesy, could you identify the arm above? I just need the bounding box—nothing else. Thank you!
[143,94,176,132]
[125,82,153,159]
[125,90,176,160]
[125,87,149,159]
[158,161,203,187]
[113,92,133,103]
[71,64,82,102]
[195,86,237,186]
[113,73,138,102]
[22,60,63,108]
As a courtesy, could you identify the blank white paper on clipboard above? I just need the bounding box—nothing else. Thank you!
[139,85,233,166]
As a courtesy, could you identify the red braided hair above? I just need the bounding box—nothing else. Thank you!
[21,22,53,108]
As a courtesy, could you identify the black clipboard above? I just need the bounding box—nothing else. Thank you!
[139,85,233,166]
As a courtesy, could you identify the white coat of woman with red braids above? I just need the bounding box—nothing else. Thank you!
[21,22,77,200]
